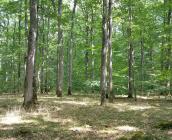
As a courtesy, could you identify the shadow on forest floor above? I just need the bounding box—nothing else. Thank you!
[0,94,172,140]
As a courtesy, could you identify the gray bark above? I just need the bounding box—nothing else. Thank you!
[85,13,89,81]
[23,0,37,109]
[91,6,95,93]
[56,0,63,97]
[45,17,50,94]
[24,0,28,94]
[40,2,45,94]
[140,32,144,95]
[100,0,108,105]
[18,1,22,93]
[127,0,134,98]
[108,0,114,102]
[68,0,77,96]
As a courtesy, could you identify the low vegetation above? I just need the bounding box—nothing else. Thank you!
[0,94,171,140]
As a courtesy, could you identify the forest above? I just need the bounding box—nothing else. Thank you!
[0,0,172,139]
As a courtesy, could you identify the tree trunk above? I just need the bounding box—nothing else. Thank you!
[40,2,45,94]
[90,6,95,93]
[4,15,10,92]
[18,1,22,93]
[68,0,77,96]
[56,0,63,97]
[23,0,37,110]
[140,32,144,95]
[85,13,89,81]
[33,0,40,96]
[165,1,171,95]
[24,0,28,95]
[127,0,134,98]
[100,0,108,106]
[12,22,16,93]
[45,17,50,94]
[108,0,114,102]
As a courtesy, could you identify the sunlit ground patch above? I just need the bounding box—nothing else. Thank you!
[0,109,39,125]
[54,100,89,106]
[0,111,22,125]
[43,115,74,125]
[167,130,172,135]
[0,138,17,140]
[98,129,119,134]
[128,105,156,111]
[110,102,156,112]
[69,125,93,133]
[115,125,139,132]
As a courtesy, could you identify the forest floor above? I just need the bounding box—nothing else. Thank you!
[0,93,172,140]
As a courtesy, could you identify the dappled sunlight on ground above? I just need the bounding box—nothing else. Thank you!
[69,125,93,133]
[68,124,140,139]
[0,94,171,139]
[0,109,42,126]
[166,107,172,110]
[115,125,139,132]
[167,130,172,135]
[97,125,140,136]
[128,105,156,111]
[57,100,89,106]
[43,115,74,125]
[108,102,157,112]
[0,111,22,125]
[98,129,119,135]
[1,138,17,140]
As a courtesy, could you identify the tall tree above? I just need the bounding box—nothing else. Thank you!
[56,0,64,97]
[85,12,89,81]
[90,5,95,93]
[140,31,144,95]
[68,0,77,96]
[40,1,45,94]
[164,0,172,95]
[23,0,37,109]
[24,0,28,94]
[127,0,134,98]
[17,0,22,93]
[45,17,50,94]
[100,0,108,105]
[108,0,113,102]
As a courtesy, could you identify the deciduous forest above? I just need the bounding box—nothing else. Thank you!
[0,0,172,139]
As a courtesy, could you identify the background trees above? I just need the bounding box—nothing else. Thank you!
[0,0,171,100]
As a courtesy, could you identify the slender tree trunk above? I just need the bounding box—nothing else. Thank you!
[18,1,22,93]
[108,0,114,102]
[128,33,134,98]
[12,22,16,93]
[4,16,9,92]
[140,32,144,95]
[90,6,95,93]
[45,17,50,94]
[24,0,28,95]
[100,0,108,106]
[127,0,134,98]
[165,1,171,95]
[85,13,89,81]
[23,0,37,110]
[68,0,77,96]
[33,0,40,96]
[56,0,63,97]
[40,2,45,94]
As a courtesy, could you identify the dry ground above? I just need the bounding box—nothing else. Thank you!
[0,94,172,140]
